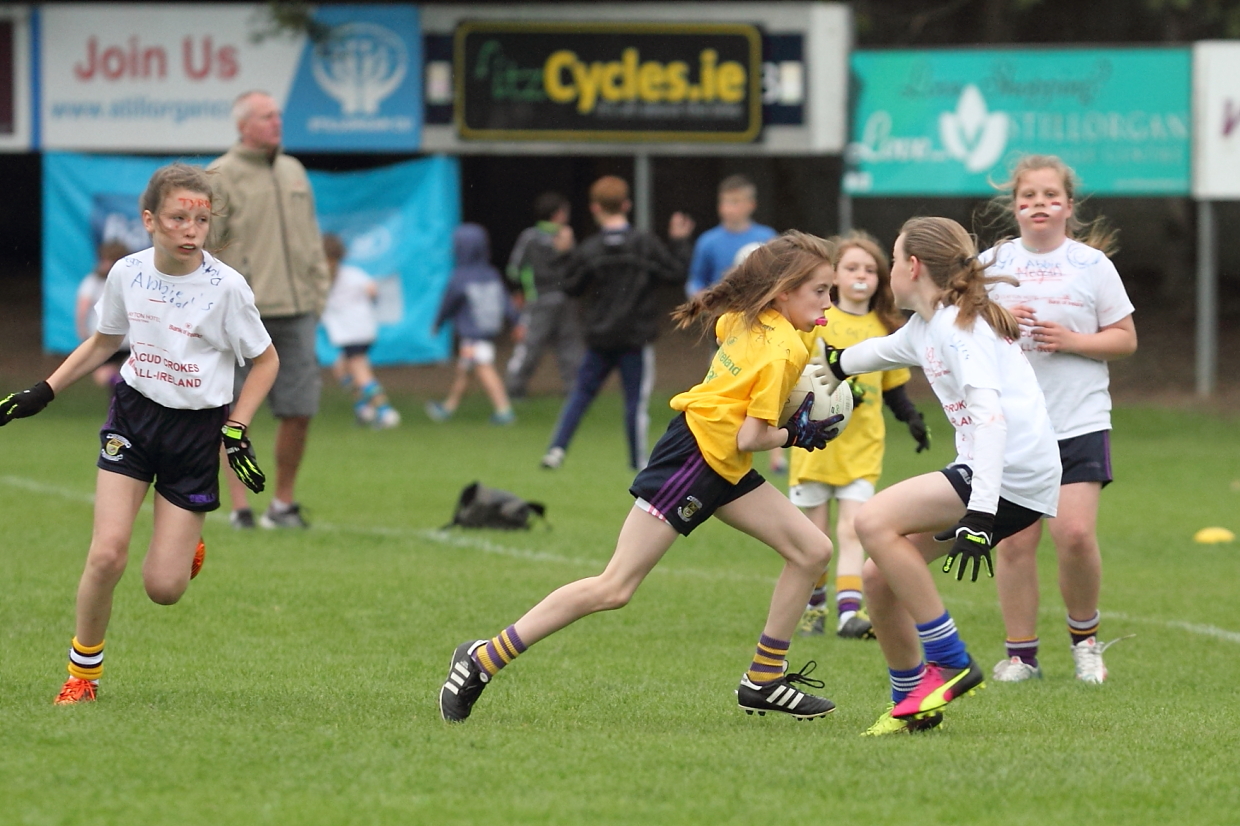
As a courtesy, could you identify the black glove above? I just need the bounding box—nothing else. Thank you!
[907,410,931,453]
[820,345,849,382]
[847,378,866,408]
[222,423,266,493]
[0,381,55,426]
[781,393,845,451]
[936,510,995,582]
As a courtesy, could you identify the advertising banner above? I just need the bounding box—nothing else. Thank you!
[845,48,1191,196]
[39,3,421,152]
[42,153,459,366]
[455,22,762,142]
[0,5,32,151]
[1193,42,1240,200]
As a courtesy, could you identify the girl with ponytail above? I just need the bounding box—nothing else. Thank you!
[816,216,1061,735]
[441,231,846,725]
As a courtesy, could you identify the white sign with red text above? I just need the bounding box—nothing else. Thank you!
[41,3,302,150]
[1194,41,1240,200]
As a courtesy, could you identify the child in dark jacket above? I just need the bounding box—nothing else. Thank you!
[540,176,693,470]
[427,224,523,425]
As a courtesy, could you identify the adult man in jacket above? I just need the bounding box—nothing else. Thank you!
[209,91,330,529]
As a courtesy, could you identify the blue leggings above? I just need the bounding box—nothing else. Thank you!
[547,345,655,470]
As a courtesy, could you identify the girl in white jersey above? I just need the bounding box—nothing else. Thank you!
[0,163,278,705]
[816,217,1061,735]
[981,155,1137,685]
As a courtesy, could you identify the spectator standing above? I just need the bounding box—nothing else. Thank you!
[503,192,584,399]
[208,91,331,530]
[540,176,694,471]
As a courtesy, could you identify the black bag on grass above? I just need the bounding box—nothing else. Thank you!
[443,482,547,530]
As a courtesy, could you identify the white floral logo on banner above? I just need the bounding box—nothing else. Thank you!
[312,23,407,116]
[939,84,1007,172]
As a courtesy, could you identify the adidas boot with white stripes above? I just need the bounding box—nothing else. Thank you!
[736,661,835,720]
[440,640,490,722]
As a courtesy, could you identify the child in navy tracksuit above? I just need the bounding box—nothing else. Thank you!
[540,176,692,470]
[427,223,522,425]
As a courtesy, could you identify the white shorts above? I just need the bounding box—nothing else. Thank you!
[788,478,875,509]
[458,339,496,367]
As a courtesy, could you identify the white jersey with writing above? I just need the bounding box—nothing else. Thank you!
[95,248,271,410]
[321,263,378,348]
[844,305,1060,515]
[984,239,1134,439]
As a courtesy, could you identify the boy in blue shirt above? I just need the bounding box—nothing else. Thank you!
[685,175,777,297]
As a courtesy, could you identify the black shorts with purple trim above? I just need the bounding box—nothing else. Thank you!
[96,381,228,512]
[1059,430,1113,487]
[940,463,1045,543]
[628,413,765,536]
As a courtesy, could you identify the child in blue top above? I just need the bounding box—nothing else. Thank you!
[427,223,522,425]
[686,174,777,297]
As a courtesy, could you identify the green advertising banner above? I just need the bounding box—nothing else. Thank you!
[844,48,1190,196]
[455,21,762,142]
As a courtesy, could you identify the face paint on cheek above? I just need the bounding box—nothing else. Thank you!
[1018,205,1031,216]
[1049,202,1063,212]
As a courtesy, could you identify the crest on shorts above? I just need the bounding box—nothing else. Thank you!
[101,433,131,462]
[677,496,704,522]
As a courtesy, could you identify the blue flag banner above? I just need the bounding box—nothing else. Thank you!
[309,156,459,366]
[41,152,459,365]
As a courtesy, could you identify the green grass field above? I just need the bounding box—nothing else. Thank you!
[2,379,1239,825]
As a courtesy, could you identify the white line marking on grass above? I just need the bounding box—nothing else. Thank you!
[8,474,1240,638]
[1105,611,1240,644]
[314,522,770,584]
[0,475,765,585]
[0,475,96,504]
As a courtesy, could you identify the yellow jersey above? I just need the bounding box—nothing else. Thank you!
[671,308,807,484]
[788,307,910,486]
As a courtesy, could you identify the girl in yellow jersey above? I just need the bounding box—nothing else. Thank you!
[789,233,931,640]
[440,231,846,723]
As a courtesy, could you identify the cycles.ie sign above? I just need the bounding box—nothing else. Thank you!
[845,48,1191,196]
[455,22,762,142]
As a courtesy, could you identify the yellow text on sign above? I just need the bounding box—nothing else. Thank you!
[544,48,747,114]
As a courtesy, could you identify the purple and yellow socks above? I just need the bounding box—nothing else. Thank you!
[1068,611,1100,646]
[836,574,863,620]
[1006,636,1039,666]
[746,635,789,686]
[472,625,527,677]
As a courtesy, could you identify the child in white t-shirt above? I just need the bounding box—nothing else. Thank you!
[75,240,132,387]
[0,163,278,705]
[981,154,1137,684]
[321,234,399,429]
